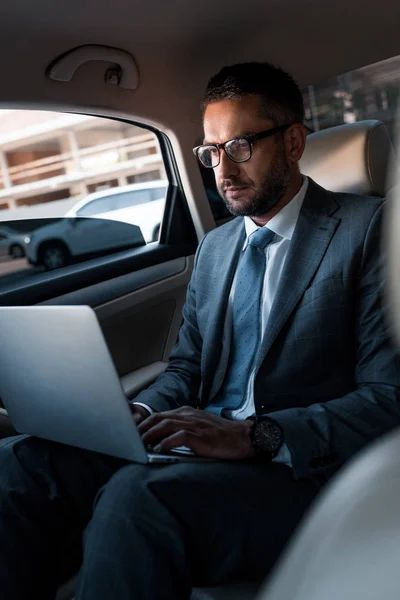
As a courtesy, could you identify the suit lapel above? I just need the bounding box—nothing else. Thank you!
[208,218,245,334]
[200,219,245,401]
[255,179,341,368]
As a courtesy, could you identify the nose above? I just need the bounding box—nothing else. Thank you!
[216,148,241,181]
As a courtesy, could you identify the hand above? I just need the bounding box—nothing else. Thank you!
[138,406,254,460]
[129,403,151,425]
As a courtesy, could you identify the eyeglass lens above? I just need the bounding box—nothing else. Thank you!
[198,138,251,167]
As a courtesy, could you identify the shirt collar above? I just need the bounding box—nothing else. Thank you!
[243,176,309,249]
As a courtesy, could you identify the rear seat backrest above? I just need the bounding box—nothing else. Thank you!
[255,119,399,600]
[300,119,394,197]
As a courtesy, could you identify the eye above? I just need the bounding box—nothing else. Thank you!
[226,138,251,161]
[197,145,219,168]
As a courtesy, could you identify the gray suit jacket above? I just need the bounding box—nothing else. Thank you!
[135,178,400,479]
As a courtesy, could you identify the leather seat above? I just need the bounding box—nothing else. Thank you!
[255,119,398,600]
[256,427,400,600]
[55,119,394,600]
[300,119,393,196]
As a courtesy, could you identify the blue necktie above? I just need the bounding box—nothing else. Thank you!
[214,227,275,409]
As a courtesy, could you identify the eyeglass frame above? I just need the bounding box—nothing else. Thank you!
[192,123,294,169]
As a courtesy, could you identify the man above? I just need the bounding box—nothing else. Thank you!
[0,62,399,599]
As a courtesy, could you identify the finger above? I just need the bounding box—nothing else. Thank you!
[137,413,164,434]
[141,418,196,446]
[153,430,204,455]
[138,409,202,434]
[175,406,201,416]
[132,412,142,424]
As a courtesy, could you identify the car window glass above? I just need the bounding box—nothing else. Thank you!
[116,190,153,209]
[77,196,119,216]
[151,187,167,201]
[0,110,169,291]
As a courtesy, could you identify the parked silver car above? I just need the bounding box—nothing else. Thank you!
[0,225,30,260]
[65,180,167,243]
[25,181,167,270]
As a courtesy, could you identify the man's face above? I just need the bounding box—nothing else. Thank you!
[202,95,292,218]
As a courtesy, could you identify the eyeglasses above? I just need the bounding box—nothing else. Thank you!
[193,124,293,169]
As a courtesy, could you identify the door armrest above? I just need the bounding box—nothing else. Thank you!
[121,361,168,399]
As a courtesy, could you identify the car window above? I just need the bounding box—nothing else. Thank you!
[77,189,161,216]
[116,190,153,209]
[151,187,167,201]
[302,55,400,139]
[0,110,171,289]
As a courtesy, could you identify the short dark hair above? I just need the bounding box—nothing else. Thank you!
[201,62,304,126]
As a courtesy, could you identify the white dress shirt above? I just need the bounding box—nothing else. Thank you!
[135,177,309,466]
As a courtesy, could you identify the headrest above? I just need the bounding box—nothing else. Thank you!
[300,120,394,197]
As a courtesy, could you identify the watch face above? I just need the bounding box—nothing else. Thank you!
[253,420,283,454]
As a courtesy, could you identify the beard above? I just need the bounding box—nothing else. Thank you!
[217,141,291,217]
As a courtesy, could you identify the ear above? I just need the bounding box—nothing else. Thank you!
[283,124,307,164]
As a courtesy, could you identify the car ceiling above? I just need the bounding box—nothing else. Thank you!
[2,0,400,310]
[0,0,399,122]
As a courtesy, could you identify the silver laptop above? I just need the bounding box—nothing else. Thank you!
[0,305,209,464]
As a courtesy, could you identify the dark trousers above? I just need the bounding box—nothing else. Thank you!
[0,434,322,599]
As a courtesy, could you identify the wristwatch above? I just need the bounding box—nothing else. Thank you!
[247,416,284,461]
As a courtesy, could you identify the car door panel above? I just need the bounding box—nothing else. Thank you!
[41,255,194,387]
[0,255,194,436]
[40,256,188,309]
[0,241,195,306]
[120,361,168,400]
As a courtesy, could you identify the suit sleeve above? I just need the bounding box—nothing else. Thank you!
[269,202,400,479]
[132,236,207,413]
